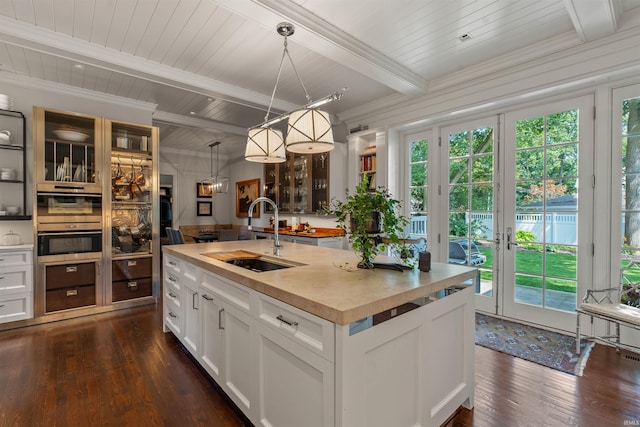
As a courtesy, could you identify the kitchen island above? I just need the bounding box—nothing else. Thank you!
[163,240,476,427]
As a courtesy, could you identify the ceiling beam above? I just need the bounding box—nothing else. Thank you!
[0,16,300,113]
[212,0,428,95]
[563,0,622,42]
[152,111,248,137]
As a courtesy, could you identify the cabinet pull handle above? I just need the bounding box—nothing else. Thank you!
[168,261,177,266]
[0,304,5,308]
[0,259,4,262]
[167,276,176,282]
[277,315,299,327]
[193,292,198,309]
[127,281,137,288]
[218,308,225,330]
[127,260,137,266]
[0,276,4,280]
[66,266,78,273]
[168,291,177,298]
[202,294,214,301]
[169,311,177,318]
[66,289,78,297]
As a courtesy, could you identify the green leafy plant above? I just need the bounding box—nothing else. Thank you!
[327,175,413,269]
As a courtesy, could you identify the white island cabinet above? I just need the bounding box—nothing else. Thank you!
[162,240,476,427]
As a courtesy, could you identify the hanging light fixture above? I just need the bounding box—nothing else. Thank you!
[245,22,346,162]
[203,141,229,194]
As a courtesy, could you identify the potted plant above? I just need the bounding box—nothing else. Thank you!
[328,175,414,269]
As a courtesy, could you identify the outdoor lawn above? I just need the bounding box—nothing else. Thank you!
[478,247,640,293]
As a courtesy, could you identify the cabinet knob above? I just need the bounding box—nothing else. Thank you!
[127,281,138,288]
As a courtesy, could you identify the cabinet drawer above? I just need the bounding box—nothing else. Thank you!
[164,282,181,308]
[257,293,334,362]
[46,263,95,289]
[112,277,152,302]
[0,291,32,323]
[46,285,96,312]
[0,265,32,295]
[164,269,181,294]
[112,257,152,281]
[164,255,182,276]
[202,271,251,313]
[164,305,182,335]
[0,250,32,267]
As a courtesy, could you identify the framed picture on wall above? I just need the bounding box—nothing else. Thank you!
[236,178,260,218]
[197,182,213,198]
[197,201,212,216]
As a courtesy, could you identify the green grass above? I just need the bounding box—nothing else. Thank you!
[477,247,640,293]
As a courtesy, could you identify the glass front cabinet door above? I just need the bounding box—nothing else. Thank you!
[33,107,103,194]
[105,119,159,304]
[263,152,329,214]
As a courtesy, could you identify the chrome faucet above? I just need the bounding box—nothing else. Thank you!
[247,197,281,256]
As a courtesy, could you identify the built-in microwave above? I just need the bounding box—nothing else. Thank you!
[36,193,102,227]
[37,230,102,261]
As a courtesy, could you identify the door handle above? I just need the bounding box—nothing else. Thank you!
[218,308,225,330]
[507,227,518,251]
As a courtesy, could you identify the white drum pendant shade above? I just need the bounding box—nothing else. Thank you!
[285,109,335,153]
[245,127,286,163]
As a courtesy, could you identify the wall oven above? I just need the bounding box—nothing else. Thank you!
[36,193,102,227]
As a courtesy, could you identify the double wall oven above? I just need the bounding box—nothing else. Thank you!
[35,191,103,315]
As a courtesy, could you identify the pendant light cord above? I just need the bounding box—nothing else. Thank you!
[264,35,312,123]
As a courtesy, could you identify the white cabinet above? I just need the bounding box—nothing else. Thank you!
[199,271,255,419]
[256,293,335,427]
[163,254,200,353]
[162,255,182,335]
[0,245,33,323]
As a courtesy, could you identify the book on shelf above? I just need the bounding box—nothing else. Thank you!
[362,145,377,155]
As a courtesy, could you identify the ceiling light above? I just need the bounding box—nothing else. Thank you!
[244,22,345,162]
[202,141,228,194]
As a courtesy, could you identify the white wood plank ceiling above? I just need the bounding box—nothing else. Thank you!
[0,0,637,156]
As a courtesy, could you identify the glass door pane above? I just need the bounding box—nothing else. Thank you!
[442,119,497,313]
[502,95,593,331]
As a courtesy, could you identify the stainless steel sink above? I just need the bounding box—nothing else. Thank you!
[202,250,304,273]
[225,257,293,272]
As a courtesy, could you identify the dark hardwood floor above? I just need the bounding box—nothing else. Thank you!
[0,303,638,426]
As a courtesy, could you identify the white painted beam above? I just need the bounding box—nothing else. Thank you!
[563,0,622,41]
[213,0,428,95]
[0,16,299,113]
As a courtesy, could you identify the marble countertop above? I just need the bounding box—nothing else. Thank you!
[163,240,476,325]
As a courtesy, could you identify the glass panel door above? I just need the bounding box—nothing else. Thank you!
[502,95,593,331]
[441,118,498,313]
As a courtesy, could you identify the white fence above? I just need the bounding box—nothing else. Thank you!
[410,212,577,245]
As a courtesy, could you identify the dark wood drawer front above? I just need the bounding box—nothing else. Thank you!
[112,258,152,281]
[46,263,96,289]
[112,278,152,302]
[46,285,96,312]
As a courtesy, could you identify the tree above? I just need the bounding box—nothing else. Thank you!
[625,99,640,248]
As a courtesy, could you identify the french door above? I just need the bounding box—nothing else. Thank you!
[502,95,593,331]
[434,96,594,331]
[440,118,499,315]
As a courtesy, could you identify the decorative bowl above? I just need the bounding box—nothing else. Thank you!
[53,129,90,142]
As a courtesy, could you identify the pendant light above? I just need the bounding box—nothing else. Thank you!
[244,22,345,162]
[203,141,228,194]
